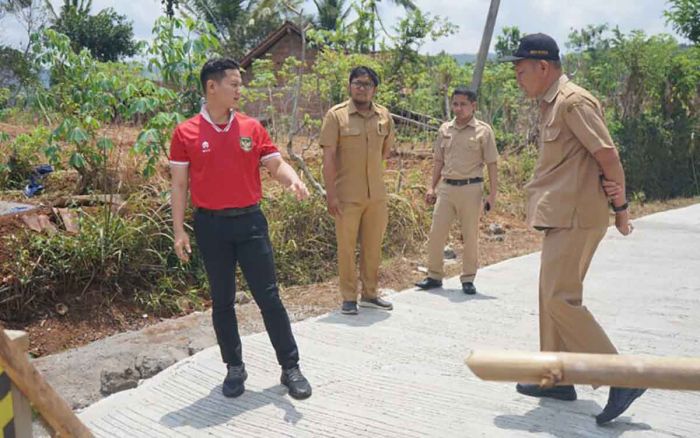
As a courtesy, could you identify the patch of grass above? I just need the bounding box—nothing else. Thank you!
[0,197,208,321]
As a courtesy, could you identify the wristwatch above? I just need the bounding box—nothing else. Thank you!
[612,201,629,213]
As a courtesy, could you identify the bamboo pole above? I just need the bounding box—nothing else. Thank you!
[466,350,700,390]
[0,329,93,437]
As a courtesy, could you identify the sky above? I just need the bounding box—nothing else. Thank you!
[0,0,685,54]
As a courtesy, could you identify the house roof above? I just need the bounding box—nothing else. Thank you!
[239,21,304,69]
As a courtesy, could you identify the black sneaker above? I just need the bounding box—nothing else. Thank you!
[223,364,248,398]
[341,301,358,315]
[516,383,577,401]
[415,277,442,290]
[462,282,477,295]
[359,297,393,311]
[281,366,312,400]
[596,387,646,425]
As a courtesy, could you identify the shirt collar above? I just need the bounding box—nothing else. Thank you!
[448,116,477,130]
[541,74,569,104]
[200,104,236,133]
[347,99,379,116]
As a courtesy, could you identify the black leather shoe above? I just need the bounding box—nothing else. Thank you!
[516,383,577,401]
[223,364,247,398]
[281,366,312,400]
[596,387,646,425]
[415,277,442,290]
[462,282,477,295]
[341,301,358,315]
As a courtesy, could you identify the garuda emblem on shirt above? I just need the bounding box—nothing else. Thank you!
[240,136,253,152]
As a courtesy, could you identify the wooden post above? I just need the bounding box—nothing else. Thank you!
[4,331,32,438]
[470,0,501,93]
[466,350,700,390]
[0,329,93,437]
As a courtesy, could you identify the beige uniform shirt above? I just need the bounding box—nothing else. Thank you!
[526,75,614,229]
[319,99,395,202]
[434,117,498,179]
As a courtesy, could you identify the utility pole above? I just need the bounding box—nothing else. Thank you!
[470,0,501,92]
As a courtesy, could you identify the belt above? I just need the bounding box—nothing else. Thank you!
[195,204,260,217]
[444,177,483,186]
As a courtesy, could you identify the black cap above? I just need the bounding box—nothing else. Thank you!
[500,33,560,62]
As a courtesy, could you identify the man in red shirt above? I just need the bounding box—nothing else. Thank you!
[169,58,312,400]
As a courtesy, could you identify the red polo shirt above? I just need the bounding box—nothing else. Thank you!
[169,107,280,209]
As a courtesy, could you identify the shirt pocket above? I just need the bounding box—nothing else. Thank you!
[541,125,561,143]
[377,120,389,137]
[540,125,563,164]
[340,127,362,147]
[466,135,482,151]
[440,134,453,149]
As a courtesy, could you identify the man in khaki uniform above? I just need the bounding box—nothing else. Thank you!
[320,66,395,315]
[415,87,498,295]
[502,33,645,425]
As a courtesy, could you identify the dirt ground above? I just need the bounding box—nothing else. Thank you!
[6,196,697,358]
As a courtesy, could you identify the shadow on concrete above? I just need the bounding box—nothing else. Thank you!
[493,398,652,437]
[160,384,303,430]
[421,287,498,303]
[316,309,391,327]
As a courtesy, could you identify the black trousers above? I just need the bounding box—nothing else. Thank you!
[194,209,299,370]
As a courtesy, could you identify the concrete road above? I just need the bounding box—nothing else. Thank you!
[79,204,700,437]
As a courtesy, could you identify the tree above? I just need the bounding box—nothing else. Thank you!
[665,0,700,44]
[313,0,350,30]
[175,0,303,58]
[2,0,49,54]
[161,0,178,17]
[567,24,610,52]
[47,0,138,62]
[351,0,417,52]
[494,26,523,57]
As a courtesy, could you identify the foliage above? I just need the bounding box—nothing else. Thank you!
[0,127,50,189]
[0,200,208,320]
[30,29,180,187]
[50,1,138,61]
[313,0,351,30]
[147,16,220,117]
[0,45,35,91]
[174,0,303,58]
[665,0,700,44]
[494,26,523,57]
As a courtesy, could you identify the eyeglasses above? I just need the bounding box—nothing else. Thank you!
[350,81,375,90]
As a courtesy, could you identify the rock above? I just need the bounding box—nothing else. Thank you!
[188,336,217,356]
[100,367,139,395]
[135,354,177,380]
[443,247,457,259]
[235,291,252,304]
[486,235,506,242]
[488,223,506,235]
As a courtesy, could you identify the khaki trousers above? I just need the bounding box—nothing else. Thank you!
[539,225,618,354]
[427,182,482,283]
[335,199,388,301]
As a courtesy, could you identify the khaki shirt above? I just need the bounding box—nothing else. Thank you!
[319,99,395,202]
[526,75,614,229]
[434,117,498,179]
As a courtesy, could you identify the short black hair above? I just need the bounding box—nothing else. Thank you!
[200,57,240,93]
[452,86,477,102]
[349,66,380,87]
